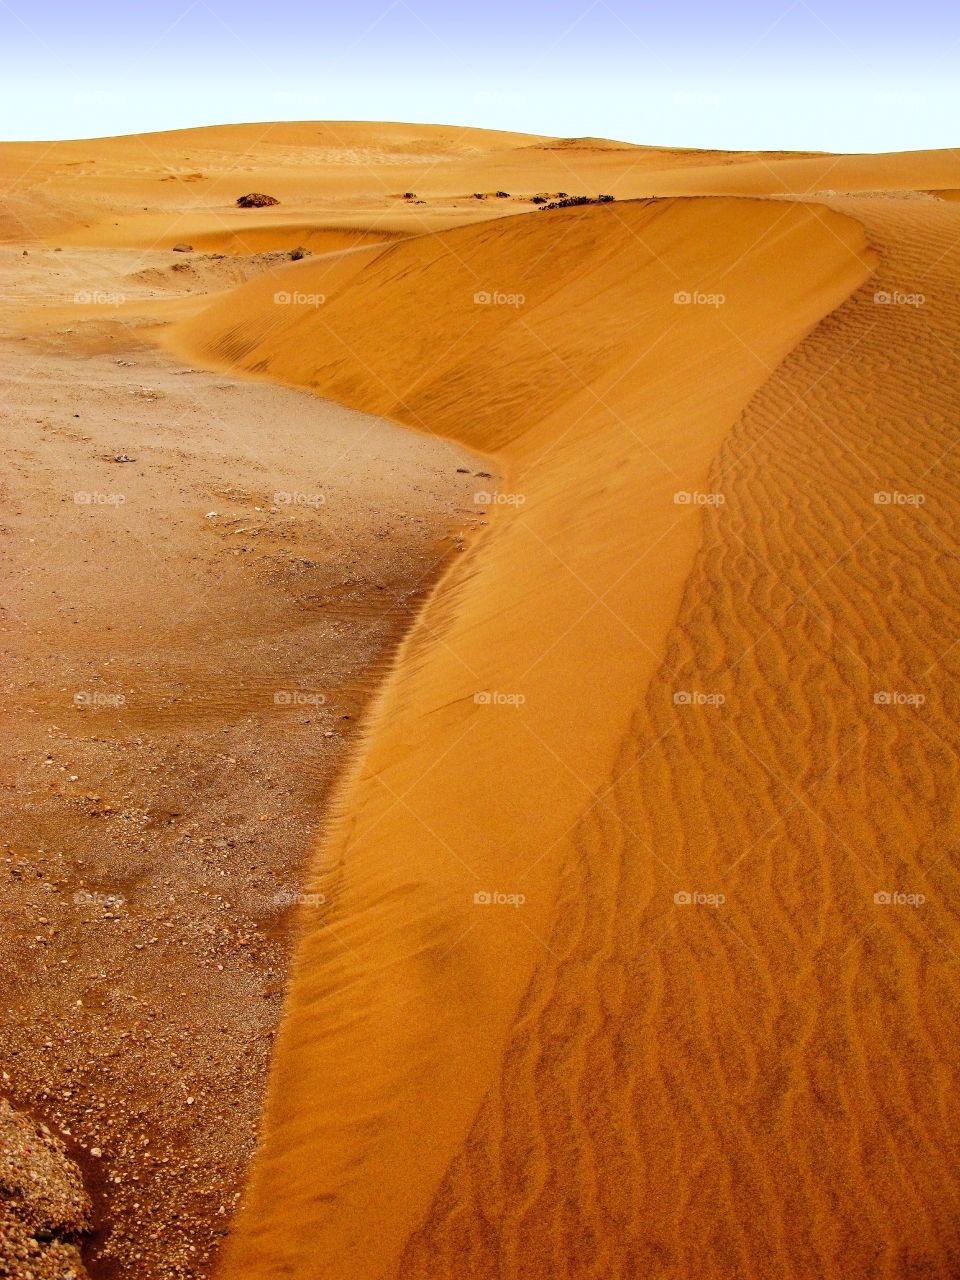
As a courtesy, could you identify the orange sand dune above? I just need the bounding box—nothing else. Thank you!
[641,147,960,197]
[391,196,960,1280]
[171,195,880,1278]
[6,120,956,255]
[0,121,584,248]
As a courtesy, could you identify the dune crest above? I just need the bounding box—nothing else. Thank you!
[171,196,873,1278]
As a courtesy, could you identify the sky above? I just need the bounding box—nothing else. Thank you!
[0,0,956,152]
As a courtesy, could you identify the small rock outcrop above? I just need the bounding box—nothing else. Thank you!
[236,193,280,208]
[0,1097,92,1279]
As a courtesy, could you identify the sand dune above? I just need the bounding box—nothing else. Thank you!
[395,193,960,1279]
[6,120,960,1279]
[173,192,883,1277]
[7,121,955,257]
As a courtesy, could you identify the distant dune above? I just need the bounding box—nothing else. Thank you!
[4,122,960,1279]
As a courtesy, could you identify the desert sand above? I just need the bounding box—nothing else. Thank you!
[3,122,960,1279]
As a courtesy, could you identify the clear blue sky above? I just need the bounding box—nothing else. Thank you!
[1,0,955,151]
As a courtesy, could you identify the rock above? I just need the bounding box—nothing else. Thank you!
[536,194,615,212]
[235,193,279,208]
[171,244,193,253]
[0,1098,92,1278]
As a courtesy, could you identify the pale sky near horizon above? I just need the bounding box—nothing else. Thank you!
[0,0,955,152]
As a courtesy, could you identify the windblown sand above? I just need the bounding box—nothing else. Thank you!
[3,122,960,1279]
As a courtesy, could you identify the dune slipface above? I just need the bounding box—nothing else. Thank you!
[174,196,878,1278]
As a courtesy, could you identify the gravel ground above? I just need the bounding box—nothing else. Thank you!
[0,268,485,1279]
[0,1096,91,1279]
